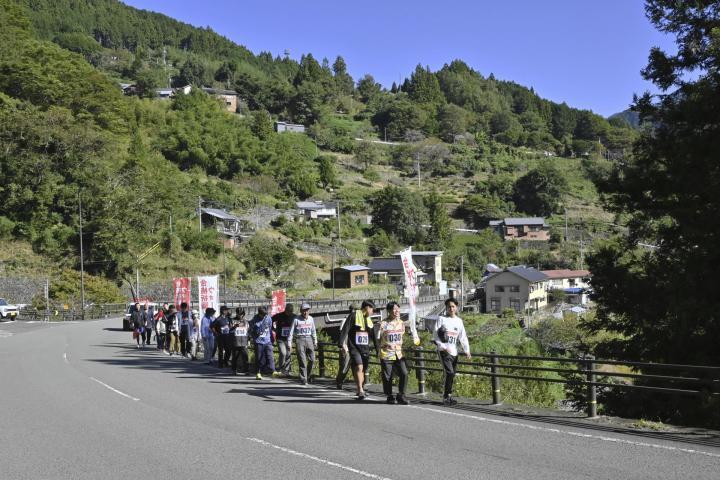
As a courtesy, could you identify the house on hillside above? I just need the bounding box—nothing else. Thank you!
[332,265,370,288]
[296,201,337,220]
[485,266,549,314]
[200,208,253,248]
[368,257,425,285]
[393,250,444,284]
[201,87,238,112]
[275,121,306,133]
[489,217,550,241]
[542,269,592,305]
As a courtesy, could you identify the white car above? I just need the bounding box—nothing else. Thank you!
[0,298,19,321]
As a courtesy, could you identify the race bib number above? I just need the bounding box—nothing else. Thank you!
[281,327,290,337]
[447,332,458,344]
[298,327,312,336]
[220,326,230,334]
[387,332,403,344]
[234,327,247,337]
[355,331,369,345]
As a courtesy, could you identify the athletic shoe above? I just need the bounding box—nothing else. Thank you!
[396,395,409,406]
[256,373,263,380]
[336,382,343,390]
[356,393,366,401]
[272,371,282,378]
[300,379,307,385]
[443,396,457,406]
[386,395,397,405]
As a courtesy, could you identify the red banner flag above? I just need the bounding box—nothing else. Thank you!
[172,277,191,307]
[270,289,286,316]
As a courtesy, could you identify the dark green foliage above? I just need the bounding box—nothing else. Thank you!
[242,235,295,277]
[512,163,569,216]
[370,186,428,245]
[316,154,338,188]
[425,190,453,250]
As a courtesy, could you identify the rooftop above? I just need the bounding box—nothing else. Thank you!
[336,265,369,272]
[542,269,591,279]
[296,200,337,211]
[201,208,240,221]
[487,265,548,283]
[504,217,548,226]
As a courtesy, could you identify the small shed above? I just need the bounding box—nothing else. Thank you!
[332,265,369,288]
[275,121,306,133]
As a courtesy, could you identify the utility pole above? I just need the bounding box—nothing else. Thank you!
[169,213,173,234]
[416,153,421,188]
[222,241,227,303]
[198,196,203,232]
[45,279,49,322]
[331,242,336,300]
[336,200,341,246]
[78,193,86,320]
[460,255,465,312]
[564,208,568,242]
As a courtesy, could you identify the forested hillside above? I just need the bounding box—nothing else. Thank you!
[1,0,630,304]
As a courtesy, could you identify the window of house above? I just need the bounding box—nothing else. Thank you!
[510,285,520,292]
[494,285,505,293]
[490,297,501,312]
[509,298,521,313]
[354,275,365,285]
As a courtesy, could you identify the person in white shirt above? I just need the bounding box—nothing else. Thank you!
[200,308,216,364]
[288,303,317,385]
[433,297,471,406]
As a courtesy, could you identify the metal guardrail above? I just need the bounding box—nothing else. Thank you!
[315,342,720,418]
[17,303,127,321]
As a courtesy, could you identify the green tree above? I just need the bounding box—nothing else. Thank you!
[354,140,381,171]
[586,0,720,366]
[316,154,338,188]
[250,109,273,140]
[356,74,382,103]
[370,186,428,245]
[425,190,453,250]
[332,55,354,95]
[512,163,568,216]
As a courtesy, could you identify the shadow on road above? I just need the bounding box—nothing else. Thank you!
[86,338,720,449]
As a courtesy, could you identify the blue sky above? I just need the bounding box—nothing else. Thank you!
[123,0,675,117]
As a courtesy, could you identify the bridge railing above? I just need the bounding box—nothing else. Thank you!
[315,342,720,418]
[17,303,127,322]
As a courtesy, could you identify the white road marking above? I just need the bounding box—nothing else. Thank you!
[63,352,69,364]
[407,405,720,459]
[245,437,393,480]
[89,377,140,402]
[0,330,13,338]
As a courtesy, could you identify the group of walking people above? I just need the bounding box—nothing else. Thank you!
[130,297,471,406]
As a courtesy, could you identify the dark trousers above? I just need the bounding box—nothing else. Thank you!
[218,335,231,367]
[277,339,292,374]
[336,348,351,386]
[180,326,189,356]
[439,351,458,397]
[255,343,275,374]
[156,333,166,350]
[231,346,249,373]
[381,358,408,396]
[143,328,152,345]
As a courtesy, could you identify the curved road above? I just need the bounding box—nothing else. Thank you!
[1,319,718,479]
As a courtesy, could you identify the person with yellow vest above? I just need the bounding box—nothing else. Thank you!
[339,300,377,400]
[376,301,416,405]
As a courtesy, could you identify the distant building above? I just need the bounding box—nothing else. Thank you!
[368,257,425,284]
[296,201,337,220]
[200,208,252,248]
[155,88,173,99]
[332,265,370,288]
[201,87,238,112]
[393,250,443,284]
[275,121,306,133]
[542,269,592,305]
[485,266,549,314]
[489,217,550,241]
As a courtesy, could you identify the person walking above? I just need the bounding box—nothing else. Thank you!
[377,301,413,405]
[177,302,193,357]
[288,303,317,385]
[131,302,143,349]
[273,304,295,376]
[433,298,471,406]
[335,307,353,390]
[212,306,232,368]
[200,308,216,364]
[166,305,180,355]
[251,306,275,380]
[155,309,167,354]
[230,308,250,375]
[144,305,155,346]
[188,311,200,360]
[339,300,377,400]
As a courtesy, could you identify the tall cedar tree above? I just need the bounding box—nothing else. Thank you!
[586,1,720,366]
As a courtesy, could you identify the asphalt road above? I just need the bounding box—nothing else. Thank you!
[1,318,719,480]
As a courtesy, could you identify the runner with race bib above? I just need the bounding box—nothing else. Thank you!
[377,301,410,405]
[433,298,471,406]
[339,300,377,400]
[288,303,317,385]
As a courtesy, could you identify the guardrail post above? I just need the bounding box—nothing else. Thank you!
[586,354,597,418]
[490,351,502,405]
[318,342,326,378]
[415,346,426,395]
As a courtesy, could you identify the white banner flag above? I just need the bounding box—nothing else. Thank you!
[197,275,220,315]
[399,247,420,344]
